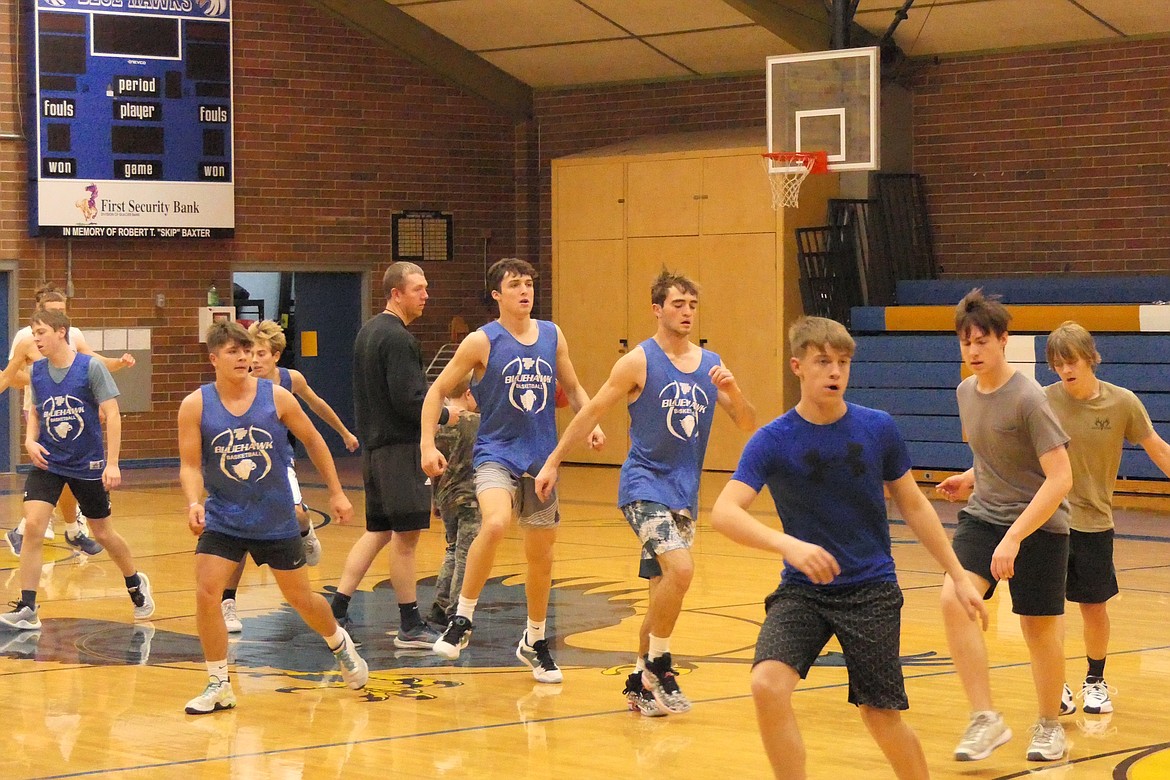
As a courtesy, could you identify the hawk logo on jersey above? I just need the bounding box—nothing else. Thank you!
[503,355,553,413]
[211,425,274,483]
[41,395,86,442]
[659,380,709,441]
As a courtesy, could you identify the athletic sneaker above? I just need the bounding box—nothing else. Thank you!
[0,602,41,631]
[129,572,156,620]
[623,672,665,717]
[302,523,322,567]
[954,711,1012,761]
[517,634,563,684]
[128,623,155,665]
[65,529,104,556]
[1060,682,1077,715]
[221,599,243,633]
[394,622,441,649]
[1026,719,1067,761]
[185,680,237,715]
[1081,679,1115,714]
[331,627,368,690]
[5,527,22,556]
[44,519,55,541]
[642,653,691,714]
[433,616,473,660]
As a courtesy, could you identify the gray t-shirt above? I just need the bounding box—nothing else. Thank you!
[30,357,120,407]
[958,371,1071,533]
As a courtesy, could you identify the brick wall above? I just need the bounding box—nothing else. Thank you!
[0,0,515,463]
[911,37,1170,277]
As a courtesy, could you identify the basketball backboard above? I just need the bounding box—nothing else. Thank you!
[766,47,879,173]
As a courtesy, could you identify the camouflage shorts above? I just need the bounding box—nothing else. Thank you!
[620,501,694,578]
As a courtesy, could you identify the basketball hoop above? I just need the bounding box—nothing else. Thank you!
[762,151,829,209]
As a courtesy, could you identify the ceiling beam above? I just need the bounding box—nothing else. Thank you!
[722,0,830,51]
[307,0,533,121]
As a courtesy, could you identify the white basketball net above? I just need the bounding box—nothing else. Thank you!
[764,154,816,210]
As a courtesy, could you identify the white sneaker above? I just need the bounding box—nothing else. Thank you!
[954,711,1012,761]
[1060,682,1077,715]
[130,572,155,620]
[516,633,563,684]
[1081,679,1115,714]
[302,523,322,567]
[1026,719,1067,761]
[331,628,368,690]
[185,680,237,715]
[43,519,54,541]
[221,599,243,633]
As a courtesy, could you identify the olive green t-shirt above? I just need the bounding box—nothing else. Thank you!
[1044,380,1153,532]
[958,371,1071,533]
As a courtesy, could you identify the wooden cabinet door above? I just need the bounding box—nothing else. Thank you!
[554,239,628,465]
[554,161,625,241]
[698,233,779,471]
[626,158,702,237]
[627,237,700,340]
[701,153,778,235]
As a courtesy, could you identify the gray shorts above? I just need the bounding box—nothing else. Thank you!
[473,462,559,528]
[621,501,695,580]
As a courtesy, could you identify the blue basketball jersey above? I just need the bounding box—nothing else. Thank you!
[200,379,298,540]
[471,320,559,475]
[618,339,721,514]
[277,366,293,392]
[31,353,106,479]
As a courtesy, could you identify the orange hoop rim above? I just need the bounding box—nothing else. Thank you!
[762,150,830,174]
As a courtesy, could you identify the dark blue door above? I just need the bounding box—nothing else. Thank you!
[0,271,8,471]
[293,272,362,458]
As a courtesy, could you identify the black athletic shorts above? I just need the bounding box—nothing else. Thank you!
[1066,528,1118,604]
[362,443,431,533]
[753,581,908,711]
[196,528,305,570]
[951,511,1068,616]
[23,470,111,520]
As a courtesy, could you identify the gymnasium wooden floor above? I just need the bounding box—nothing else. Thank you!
[2,460,1169,779]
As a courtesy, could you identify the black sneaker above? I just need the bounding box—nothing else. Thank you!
[517,634,563,684]
[433,615,472,660]
[642,653,691,714]
[623,671,665,717]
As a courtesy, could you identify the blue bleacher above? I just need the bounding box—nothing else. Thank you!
[850,279,1170,482]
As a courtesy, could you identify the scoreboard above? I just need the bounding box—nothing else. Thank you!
[27,0,234,238]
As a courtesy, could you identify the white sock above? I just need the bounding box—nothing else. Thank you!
[65,521,81,539]
[648,634,670,661]
[207,660,229,686]
[526,619,546,644]
[634,656,647,673]
[456,596,478,621]
[16,518,26,534]
[326,628,346,652]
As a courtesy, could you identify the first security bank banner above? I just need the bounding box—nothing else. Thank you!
[28,0,234,238]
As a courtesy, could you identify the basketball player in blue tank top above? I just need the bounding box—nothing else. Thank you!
[421,258,604,682]
[710,316,987,780]
[177,321,367,715]
[534,269,755,715]
[0,309,154,632]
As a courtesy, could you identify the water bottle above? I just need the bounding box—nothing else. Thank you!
[207,284,220,306]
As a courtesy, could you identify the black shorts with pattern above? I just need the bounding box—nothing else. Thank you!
[753,580,908,710]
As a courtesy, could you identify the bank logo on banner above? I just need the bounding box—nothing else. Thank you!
[212,426,274,482]
[42,395,86,442]
[503,356,552,414]
[75,183,99,222]
[660,380,709,441]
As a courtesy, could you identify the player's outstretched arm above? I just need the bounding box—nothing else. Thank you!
[1139,430,1170,481]
[289,370,359,452]
[421,332,489,476]
[552,324,604,449]
[275,386,353,524]
[711,479,840,585]
[177,390,208,535]
[535,349,644,501]
[888,471,987,629]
